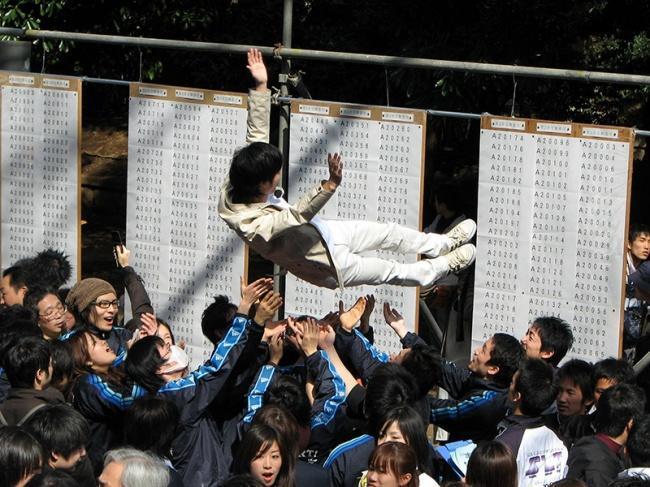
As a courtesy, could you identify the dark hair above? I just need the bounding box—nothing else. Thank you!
[365,364,418,437]
[378,406,434,476]
[27,249,72,290]
[628,415,650,467]
[608,479,650,487]
[531,317,574,366]
[201,295,237,346]
[156,319,176,345]
[629,224,650,243]
[124,396,180,457]
[549,480,588,487]
[2,261,31,290]
[368,442,419,487]
[0,304,35,329]
[25,470,80,487]
[125,336,167,394]
[0,426,45,487]
[219,474,265,487]
[594,383,646,437]
[5,336,51,388]
[253,404,300,459]
[23,286,60,322]
[66,331,125,387]
[233,424,294,487]
[514,358,557,416]
[49,340,74,394]
[465,441,517,487]
[557,359,595,404]
[23,404,89,458]
[264,374,311,428]
[229,142,283,203]
[0,317,41,367]
[593,358,635,386]
[401,344,439,397]
[486,333,523,388]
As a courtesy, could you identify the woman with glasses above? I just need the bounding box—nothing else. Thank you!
[23,286,68,341]
[64,278,132,362]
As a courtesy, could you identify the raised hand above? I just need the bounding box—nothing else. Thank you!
[239,276,273,315]
[359,294,375,334]
[139,312,158,338]
[325,153,343,190]
[339,296,367,333]
[115,245,130,268]
[298,318,320,357]
[254,291,283,325]
[246,48,268,91]
[318,323,336,351]
[267,325,286,365]
[383,302,408,339]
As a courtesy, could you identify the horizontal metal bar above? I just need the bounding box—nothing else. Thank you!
[81,76,130,86]
[4,28,650,87]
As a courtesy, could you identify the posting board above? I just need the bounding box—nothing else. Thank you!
[126,83,248,367]
[0,72,81,283]
[472,116,634,361]
[284,100,426,355]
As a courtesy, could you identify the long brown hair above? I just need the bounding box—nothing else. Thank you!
[368,442,419,487]
[465,441,517,487]
[66,331,125,389]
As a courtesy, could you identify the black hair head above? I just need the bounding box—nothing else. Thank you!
[218,474,265,487]
[593,357,635,385]
[2,259,32,288]
[629,224,650,244]
[531,317,574,366]
[0,426,45,487]
[0,304,34,328]
[5,335,51,388]
[465,440,517,487]
[400,344,440,397]
[377,405,434,477]
[557,359,595,404]
[25,469,81,487]
[49,340,74,394]
[201,295,237,346]
[0,317,41,365]
[487,333,523,388]
[228,142,283,203]
[594,383,646,437]
[513,358,557,416]
[28,249,72,289]
[23,285,60,322]
[23,404,90,458]
[263,374,311,428]
[608,478,650,487]
[365,363,418,437]
[124,336,167,394]
[233,423,294,487]
[124,396,180,457]
[628,414,650,467]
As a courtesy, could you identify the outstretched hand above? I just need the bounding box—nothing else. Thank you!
[325,153,343,190]
[238,276,273,315]
[383,302,408,339]
[246,48,268,91]
[254,291,283,325]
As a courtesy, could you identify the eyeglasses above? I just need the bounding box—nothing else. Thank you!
[39,303,67,321]
[91,300,119,309]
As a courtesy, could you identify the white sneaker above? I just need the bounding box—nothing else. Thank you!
[445,243,476,273]
[444,219,476,253]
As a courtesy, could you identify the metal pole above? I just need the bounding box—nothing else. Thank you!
[4,28,650,87]
[274,0,294,313]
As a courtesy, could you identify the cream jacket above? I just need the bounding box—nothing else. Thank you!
[217,89,343,289]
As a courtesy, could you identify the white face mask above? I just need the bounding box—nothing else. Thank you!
[164,345,189,374]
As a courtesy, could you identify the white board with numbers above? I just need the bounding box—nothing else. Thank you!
[0,72,80,283]
[283,100,426,355]
[126,83,248,368]
[472,116,633,362]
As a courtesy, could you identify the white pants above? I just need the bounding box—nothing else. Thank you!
[326,220,451,287]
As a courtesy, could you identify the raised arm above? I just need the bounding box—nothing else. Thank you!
[245,48,271,144]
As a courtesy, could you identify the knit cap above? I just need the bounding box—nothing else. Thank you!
[65,278,116,313]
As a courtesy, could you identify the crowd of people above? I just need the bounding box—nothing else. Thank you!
[0,237,649,487]
[0,49,649,487]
